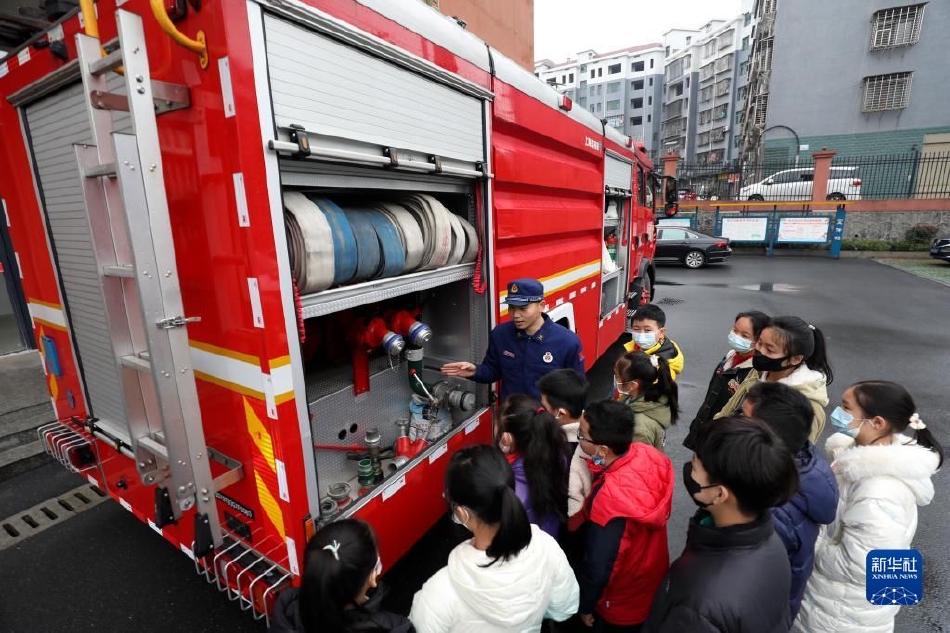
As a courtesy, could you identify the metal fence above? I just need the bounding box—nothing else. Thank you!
[673,152,950,201]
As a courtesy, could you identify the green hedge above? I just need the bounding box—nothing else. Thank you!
[841,239,930,252]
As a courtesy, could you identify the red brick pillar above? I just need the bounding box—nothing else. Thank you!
[811,149,837,203]
[662,152,680,177]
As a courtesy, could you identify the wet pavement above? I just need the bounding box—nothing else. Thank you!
[0,255,947,632]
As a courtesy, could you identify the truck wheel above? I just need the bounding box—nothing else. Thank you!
[826,192,846,201]
[748,194,765,201]
[641,274,653,304]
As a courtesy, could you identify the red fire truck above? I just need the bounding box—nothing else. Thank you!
[0,0,676,622]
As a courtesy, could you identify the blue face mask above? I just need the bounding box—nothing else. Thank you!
[633,332,658,349]
[727,330,754,353]
[591,453,606,466]
[830,406,863,438]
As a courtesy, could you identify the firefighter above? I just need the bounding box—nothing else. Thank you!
[441,278,585,402]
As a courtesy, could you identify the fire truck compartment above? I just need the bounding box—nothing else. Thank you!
[302,273,490,518]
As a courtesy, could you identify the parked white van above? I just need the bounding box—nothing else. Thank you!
[740,167,863,201]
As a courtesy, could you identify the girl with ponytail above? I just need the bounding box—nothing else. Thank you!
[795,380,941,633]
[614,351,680,449]
[269,519,413,633]
[410,446,579,632]
[498,395,569,537]
[716,315,832,442]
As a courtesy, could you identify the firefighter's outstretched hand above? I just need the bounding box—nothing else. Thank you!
[441,362,476,378]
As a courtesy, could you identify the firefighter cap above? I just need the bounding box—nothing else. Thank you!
[504,278,545,306]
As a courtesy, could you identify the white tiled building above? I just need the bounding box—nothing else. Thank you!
[535,44,665,152]
[662,1,756,164]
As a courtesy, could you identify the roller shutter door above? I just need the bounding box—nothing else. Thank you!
[606,154,633,192]
[24,78,132,426]
[264,14,485,164]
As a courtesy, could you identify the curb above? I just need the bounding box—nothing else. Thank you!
[728,249,932,260]
[873,259,950,289]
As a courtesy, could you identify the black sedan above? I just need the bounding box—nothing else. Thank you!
[655,226,732,269]
[930,236,950,262]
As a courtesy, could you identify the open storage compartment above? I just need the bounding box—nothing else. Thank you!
[601,153,634,318]
[260,7,494,524]
[284,179,491,522]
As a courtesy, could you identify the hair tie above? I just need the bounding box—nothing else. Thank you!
[808,324,816,331]
[535,406,545,414]
[909,413,926,431]
[323,540,341,561]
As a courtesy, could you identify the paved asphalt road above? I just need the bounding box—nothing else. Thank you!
[0,255,947,632]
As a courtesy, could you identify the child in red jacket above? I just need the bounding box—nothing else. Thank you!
[576,399,675,632]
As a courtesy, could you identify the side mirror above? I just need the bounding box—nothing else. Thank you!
[764,178,775,186]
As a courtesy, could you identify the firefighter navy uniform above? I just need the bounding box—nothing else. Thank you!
[471,279,585,401]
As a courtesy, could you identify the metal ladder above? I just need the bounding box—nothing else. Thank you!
[73,9,228,556]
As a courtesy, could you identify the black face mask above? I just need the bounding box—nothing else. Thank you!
[682,461,717,508]
[752,351,794,373]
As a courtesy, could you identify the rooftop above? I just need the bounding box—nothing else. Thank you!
[534,43,663,70]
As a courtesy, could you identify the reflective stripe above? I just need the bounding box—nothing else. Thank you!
[311,197,358,285]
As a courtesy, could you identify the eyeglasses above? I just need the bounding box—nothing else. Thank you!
[576,434,595,444]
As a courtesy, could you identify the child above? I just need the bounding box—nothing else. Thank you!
[685,310,769,450]
[410,446,578,631]
[497,395,569,538]
[644,417,799,633]
[269,519,413,633]
[742,381,838,621]
[539,369,591,529]
[539,368,589,446]
[614,351,679,450]
[715,316,832,443]
[794,381,943,633]
[576,399,674,631]
[624,304,684,379]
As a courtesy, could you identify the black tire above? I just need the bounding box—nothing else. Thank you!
[748,194,765,201]
[826,193,847,201]
[642,272,654,303]
[684,250,706,269]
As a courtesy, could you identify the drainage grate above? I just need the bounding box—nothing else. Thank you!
[657,297,684,305]
[0,483,108,550]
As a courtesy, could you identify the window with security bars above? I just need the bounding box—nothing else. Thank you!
[870,4,925,50]
[862,72,912,111]
[756,39,773,73]
[753,94,768,125]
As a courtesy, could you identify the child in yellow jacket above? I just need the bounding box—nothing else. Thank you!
[624,304,685,379]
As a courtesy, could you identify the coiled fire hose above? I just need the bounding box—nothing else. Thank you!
[284,194,479,295]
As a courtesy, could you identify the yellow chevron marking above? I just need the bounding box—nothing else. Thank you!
[254,470,286,540]
[244,397,276,472]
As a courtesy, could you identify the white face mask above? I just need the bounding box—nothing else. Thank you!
[613,376,628,395]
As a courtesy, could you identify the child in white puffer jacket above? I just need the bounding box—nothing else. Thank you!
[794,381,942,633]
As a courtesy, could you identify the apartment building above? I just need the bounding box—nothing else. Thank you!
[663,3,756,164]
[744,0,950,161]
[535,44,665,152]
